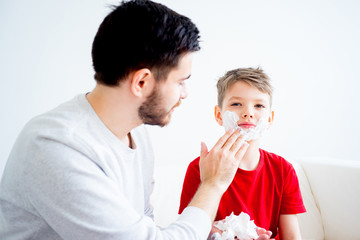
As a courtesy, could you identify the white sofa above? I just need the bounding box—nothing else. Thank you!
[151,158,360,240]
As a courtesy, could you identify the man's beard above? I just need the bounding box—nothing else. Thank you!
[138,86,180,127]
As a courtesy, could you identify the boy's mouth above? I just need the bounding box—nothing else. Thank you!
[222,111,268,141]
[238,123,256,129]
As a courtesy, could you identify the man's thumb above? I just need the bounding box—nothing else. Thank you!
[200,142,208,159]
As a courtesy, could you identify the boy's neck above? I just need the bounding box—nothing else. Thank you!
[238,140,261,171]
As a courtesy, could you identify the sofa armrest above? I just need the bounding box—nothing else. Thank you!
[291,160,324,240]
[299,158,360,240]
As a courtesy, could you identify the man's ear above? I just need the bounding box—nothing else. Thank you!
[214,105,223,126]
[130,68,154,98]
[267,110,274,128]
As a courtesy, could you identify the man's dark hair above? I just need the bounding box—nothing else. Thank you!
[92,0,201,86]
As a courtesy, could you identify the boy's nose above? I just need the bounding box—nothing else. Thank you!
[241,113,254,119]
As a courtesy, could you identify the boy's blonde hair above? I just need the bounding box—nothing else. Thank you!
[216,67,273,108]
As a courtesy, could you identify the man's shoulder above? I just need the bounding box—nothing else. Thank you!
[20,94,94,145]
[30,94,86,124]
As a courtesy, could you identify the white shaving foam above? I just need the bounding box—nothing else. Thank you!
[211,212,259,240]
[222,110,268,141]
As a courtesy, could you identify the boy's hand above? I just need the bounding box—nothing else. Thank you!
[199,129,248,194]
[256,227,273,240]
[208,222,222,240]
[209,224,273,240]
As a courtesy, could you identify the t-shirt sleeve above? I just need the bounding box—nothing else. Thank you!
[178,157,201,214]
[280,165,307,214]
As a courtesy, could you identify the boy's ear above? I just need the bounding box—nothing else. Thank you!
[214,105,223,126]
[130,68,154,98]
[267,110,275,128]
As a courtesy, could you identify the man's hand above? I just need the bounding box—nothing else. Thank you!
[200,129,248,193]
[188,129,249,221]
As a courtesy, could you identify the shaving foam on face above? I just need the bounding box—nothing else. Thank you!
[211,212,259,240]
[222,110,268,141]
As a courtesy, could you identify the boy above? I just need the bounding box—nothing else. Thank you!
[179,67,306,239]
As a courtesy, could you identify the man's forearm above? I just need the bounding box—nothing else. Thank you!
[188,182,224,222]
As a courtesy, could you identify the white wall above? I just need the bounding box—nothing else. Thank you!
[1,0,360,177]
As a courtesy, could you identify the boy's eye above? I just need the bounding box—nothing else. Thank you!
[230,103,241,106]
[255,104,265,108]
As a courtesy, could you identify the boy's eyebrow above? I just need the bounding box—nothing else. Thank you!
[228,96,268,102]
[180,74,191,81]
[228,96,243,101]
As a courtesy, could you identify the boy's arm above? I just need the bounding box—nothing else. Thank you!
[278,214,302,240]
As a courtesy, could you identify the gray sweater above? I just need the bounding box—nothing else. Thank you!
[0,94,211,239]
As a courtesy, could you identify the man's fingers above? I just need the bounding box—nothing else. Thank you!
[222,129,244,151]
[212,129,235,150]
[228,134,246,153]
[234,140,249,161]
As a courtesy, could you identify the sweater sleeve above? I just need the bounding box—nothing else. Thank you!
[22,138,211,240]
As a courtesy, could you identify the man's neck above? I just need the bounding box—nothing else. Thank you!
[238,140,261,171]
[86,83,142,147]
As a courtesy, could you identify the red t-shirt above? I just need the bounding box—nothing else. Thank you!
[178,149,306,238]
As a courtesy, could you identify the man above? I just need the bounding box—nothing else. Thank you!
[0,1,248,239]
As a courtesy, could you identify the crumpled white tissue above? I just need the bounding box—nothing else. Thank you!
[212,212,259,240]
[222,111,268,141]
